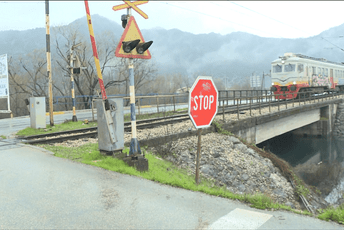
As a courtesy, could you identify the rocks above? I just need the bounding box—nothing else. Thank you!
[149,132,300,209]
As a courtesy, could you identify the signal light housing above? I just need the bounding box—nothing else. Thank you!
[122,39,140,53]
[121,14,128,29]
[73,67,81,75]
[136,41,153,54]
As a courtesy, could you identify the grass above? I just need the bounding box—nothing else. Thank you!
[318,204,344,224]
[38,142,344,224]
[0,135,6,139]
[16,120,97,137]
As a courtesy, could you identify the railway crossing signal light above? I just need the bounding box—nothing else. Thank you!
[121,14,128,28]
[73,67,81,74]
[122,39,140,53]
[136,41,153,54]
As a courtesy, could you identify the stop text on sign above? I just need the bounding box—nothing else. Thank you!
[193,95,214,110]
[189,76,218,129]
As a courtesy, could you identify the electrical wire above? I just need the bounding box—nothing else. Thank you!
[229,2,312,37]
[158,2,283,38]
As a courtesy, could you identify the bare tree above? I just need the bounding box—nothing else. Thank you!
[52,25,125,109]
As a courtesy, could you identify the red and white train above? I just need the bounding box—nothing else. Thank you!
[271,53,344,99]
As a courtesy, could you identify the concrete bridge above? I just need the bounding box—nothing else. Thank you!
[222,97,343,145]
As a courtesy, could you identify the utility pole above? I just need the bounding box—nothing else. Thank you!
[69,42,82,122]
[45,0,54,126]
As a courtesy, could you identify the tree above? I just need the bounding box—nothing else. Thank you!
[53,25,124,109]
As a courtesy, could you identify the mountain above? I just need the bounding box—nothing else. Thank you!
[2,14,344,84]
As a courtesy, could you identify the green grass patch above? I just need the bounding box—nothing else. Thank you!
[38,142,327,220]
[0,135,6,139]
[318,205,344,224]
[16,120,97,137]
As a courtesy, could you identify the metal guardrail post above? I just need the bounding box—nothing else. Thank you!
[269,94,271,113]
[236,99,239,120]
[240,91,242,105]
[285,93,287,109]
[173,96,176,112]
[92,99,95,121]
[156,96,159,113]
[278,97,280,111]
[138,97,141,115]
[222,100,225,121]
[250,96,252,116]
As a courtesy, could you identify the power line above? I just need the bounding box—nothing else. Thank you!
[158,2,283,38]
[209,2,248,17]
[229,2,312,37]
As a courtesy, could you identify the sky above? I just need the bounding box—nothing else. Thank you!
[1,1,344,39]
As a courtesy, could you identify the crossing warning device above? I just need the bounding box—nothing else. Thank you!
[112,0,148,19]
[115,16,152,59]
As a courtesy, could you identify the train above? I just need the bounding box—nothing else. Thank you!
[270,53,344,99]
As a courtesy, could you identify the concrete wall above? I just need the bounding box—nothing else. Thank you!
[221,99,342,144]
[256,109,320,143]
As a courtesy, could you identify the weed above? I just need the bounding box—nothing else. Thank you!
[0,135,6,139]
[16,120,97,136]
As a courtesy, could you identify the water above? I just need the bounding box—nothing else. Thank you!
[257,132,344,205]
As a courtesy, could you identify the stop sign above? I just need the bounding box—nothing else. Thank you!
[189,76,218,128]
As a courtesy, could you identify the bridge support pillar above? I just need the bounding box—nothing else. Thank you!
[292,104,337,137]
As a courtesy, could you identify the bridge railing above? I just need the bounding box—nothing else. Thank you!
[218,90,344,120]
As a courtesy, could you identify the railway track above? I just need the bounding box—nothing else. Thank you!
[20,92,342,145]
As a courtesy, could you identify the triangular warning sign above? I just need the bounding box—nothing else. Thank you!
[115,16,151,59]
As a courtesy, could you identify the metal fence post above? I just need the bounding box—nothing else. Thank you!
[173,96,176,112]
[157,96,159,113]
[237,99,239,120]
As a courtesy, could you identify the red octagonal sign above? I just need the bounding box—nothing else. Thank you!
[189,76,218,129]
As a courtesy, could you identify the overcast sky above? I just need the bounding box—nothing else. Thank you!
[1,1,344,38]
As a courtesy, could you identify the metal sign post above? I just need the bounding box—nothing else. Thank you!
[113,0,152,171]
[69,42,82,122]
[195,128,202,184]
[189,76,218,184]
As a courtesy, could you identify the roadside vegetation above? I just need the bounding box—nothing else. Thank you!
[19,112,344,225]
[0,135,6,139]
[39,142,344,224]
[16,120,97,136]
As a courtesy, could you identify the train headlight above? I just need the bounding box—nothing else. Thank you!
[271,86,277,92]
[290,85,297,91]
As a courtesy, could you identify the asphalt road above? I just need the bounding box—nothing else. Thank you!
[0,140,343,229]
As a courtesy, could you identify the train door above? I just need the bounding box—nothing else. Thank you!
[330,69,334,88]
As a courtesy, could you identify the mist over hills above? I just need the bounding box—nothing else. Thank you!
[2,14,344,85]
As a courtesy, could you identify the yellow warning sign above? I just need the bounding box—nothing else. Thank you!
[115,16,151,59]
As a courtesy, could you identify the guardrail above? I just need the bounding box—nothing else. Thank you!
[218,90,344,120]
[52,90,344,121]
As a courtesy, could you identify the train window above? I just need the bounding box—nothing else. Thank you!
[285,63,295,72]
[273,64,282,73]
[325,68,328,77]
[297,64,304,72]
